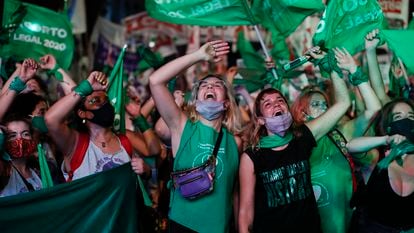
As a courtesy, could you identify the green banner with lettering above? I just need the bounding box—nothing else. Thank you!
[145,0,257,26]
[0,0,74,70]
[251,0,325,37]
[313,0,384,55]
[0,164,137,233]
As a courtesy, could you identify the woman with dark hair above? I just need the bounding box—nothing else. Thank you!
[347,98,414,232]
[0,58,61,197]
[238,49,351,232]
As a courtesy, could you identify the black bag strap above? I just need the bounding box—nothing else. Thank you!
[11,163,35,192]
[212,128,223,159]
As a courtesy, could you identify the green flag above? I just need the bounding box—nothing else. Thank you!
[237,31,266,70]
[313,0,384,55]
[0,164,137,233]
[251,0,325,37]
[108,45,127,134]
[37,144,53,189]
[382,30,414,74]
[0,0,74,70]
[145,0,257,26]
[136,45,164,72]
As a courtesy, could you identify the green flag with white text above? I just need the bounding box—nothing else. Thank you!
[0,0,74,70]
[145,0,257,26]
[251,0,325,37]
[313,0,384,55]
[0,164,137,233]
[108,45,127,134]
[382,30,414,74]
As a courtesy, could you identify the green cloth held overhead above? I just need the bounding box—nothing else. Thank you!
[0,0,74,70]
[313,0,384,55]
[145,0,256,26]
[251,0,325,37]
[381,30,414,74]
[0,164,137,233]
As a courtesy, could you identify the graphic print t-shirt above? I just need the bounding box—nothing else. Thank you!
[246,125,322,233]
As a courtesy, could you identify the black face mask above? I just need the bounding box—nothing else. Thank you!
[388,118,414,143]
[88,102,115,128]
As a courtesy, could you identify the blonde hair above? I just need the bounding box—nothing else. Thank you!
[186,74,243,134]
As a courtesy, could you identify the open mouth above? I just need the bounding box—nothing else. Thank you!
[205,93,215,100]
[274,111,282,116]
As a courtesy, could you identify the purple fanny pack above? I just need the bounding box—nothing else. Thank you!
[171,157,215,200]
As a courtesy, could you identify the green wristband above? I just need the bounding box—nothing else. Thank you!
[48,63,64,82]
[132,115,151,133]
[348,67,368,86]
[317,50,343,78]
[74,80,93,98]
[0,132,4,150]
[9,76,26,93]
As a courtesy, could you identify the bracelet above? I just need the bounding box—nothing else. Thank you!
[48,63,64,82]
[132,115,151,133]
[9,76,26,93]
[348,67,368,86]
[73,80,93,98]
[316,50,343,78]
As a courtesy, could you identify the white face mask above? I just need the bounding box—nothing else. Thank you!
[195,100,225,121]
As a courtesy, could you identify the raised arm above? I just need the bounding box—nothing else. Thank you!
[365,29,390,105]
[126,96,161,157]
[149,40,230,134]
[39,54,76,95]
[305,70,351,141]
[335,47,381,139]
[44,71,108,156]
[0,59,38,121]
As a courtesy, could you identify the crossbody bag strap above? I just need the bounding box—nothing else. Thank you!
[11,164,35,192]
[327,129,359,193]
[212,127,223,158]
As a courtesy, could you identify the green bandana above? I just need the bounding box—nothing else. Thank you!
[9,76,26,93]
[259,132,293,148]
[348,67,368,86]
[31,116,48,133]
[377,141,414,169]
[47,63,64,82]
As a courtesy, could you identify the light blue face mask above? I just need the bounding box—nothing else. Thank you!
[195,100,225,121]
[264,112,293,137]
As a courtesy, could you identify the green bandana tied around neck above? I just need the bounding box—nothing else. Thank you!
[259,132,293,148]
[377,141,414,169]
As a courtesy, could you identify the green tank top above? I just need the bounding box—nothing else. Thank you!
[310,134,354,233]
[169,120,239,233]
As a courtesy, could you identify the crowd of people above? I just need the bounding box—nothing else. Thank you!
[0,28,414,233]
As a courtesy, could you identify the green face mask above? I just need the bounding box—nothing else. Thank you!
[31,116,48,133]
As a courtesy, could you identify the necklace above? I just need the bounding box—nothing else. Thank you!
[93,134,114,148]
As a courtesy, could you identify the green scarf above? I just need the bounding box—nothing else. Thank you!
[259,132,293,148]
[378,141,414,169]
